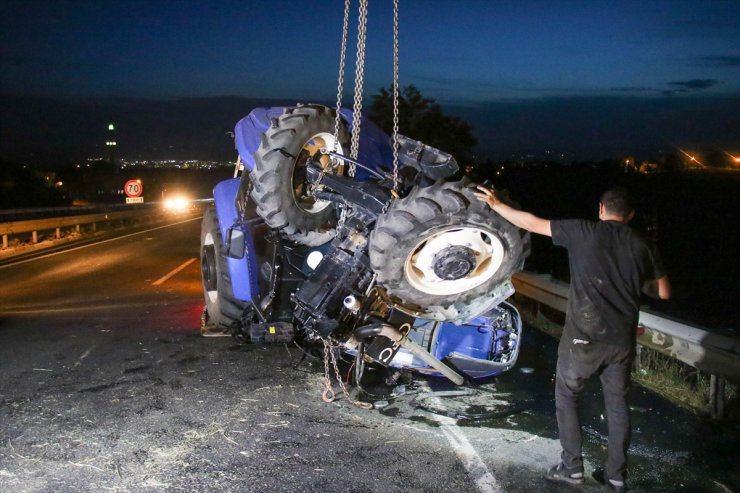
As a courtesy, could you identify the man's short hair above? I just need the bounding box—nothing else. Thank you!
[600,187,634,218]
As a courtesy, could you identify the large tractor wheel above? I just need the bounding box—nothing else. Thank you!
[368,178,529,322]
[200,207,247,331]
[248,104,350,246]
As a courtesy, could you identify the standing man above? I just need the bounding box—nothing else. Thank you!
[474,186,670,492]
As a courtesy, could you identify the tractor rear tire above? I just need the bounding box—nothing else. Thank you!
[200,207,247,332]
[248,104,350,246]
[368,177,529,322]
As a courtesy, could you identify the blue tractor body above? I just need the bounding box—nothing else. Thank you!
[202,105,525,382]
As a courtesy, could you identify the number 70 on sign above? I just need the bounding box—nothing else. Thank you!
[124,179,143,198]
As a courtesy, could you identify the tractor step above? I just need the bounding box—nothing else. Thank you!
[247,322,295,343]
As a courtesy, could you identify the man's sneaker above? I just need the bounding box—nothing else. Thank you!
[544,463,585,485]
[592,468,628,492]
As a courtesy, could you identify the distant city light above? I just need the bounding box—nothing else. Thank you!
[75,158,235,170]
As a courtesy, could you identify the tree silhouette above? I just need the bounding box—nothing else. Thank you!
[0,161,69,208]
[369,85,477,162]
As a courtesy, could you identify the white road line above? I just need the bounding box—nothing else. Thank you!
[421,382,503,493]
[152,258,197,286]
[2,300,189,315]
[0,216,202,270]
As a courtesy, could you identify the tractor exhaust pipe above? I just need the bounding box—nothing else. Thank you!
[353,324,465,385]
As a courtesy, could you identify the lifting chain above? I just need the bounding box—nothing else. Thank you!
[332,0,351,161]
[314,0,352,201]
[321,337,373,409]
[333,0,401,191]
[348,0,369,176]
[391,0,400,193]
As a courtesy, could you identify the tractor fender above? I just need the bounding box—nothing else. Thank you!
[213,178,259,302]
[234,107,286,172]
[234,106,393,178]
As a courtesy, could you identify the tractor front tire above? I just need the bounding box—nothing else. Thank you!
[200,207,247,333]
[368,178,529,322]
[248,104,350,246]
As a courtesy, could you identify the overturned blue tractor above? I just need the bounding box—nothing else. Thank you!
[200,104,529,385]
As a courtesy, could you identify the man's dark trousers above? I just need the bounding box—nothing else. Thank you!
[555,337,634,482]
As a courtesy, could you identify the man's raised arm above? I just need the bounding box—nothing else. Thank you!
[474,186,552,237]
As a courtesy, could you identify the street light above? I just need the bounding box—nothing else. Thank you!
[677,148,704,167]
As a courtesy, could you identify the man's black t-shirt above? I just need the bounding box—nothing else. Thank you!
[551,219,664,347]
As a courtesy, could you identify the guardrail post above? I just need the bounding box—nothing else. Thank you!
[0,208,164,255]
[709,374,725,419]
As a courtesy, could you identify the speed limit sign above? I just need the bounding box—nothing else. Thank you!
[124,180,143,198]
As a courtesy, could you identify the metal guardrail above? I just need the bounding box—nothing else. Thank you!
[512,271,739,417]
[0,205,97,221]
[0,202,210,252]
[0,208,162,249]
[0,203,158,222]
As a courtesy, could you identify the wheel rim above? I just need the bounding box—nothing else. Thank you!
[202,233,218,303]
[291,132,343,214]
[404,227,505,295]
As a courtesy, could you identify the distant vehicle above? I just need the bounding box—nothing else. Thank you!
[200,104,529,386]
[161,184,194,213]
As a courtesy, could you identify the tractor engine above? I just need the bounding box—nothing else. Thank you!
[292,232,374,340]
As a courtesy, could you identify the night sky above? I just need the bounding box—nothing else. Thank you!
[1,0,738,163]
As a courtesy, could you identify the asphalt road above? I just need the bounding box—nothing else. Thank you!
[0,217,737,493]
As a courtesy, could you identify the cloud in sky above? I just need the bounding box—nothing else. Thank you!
[668,79,719,90]
[692,56,740,68]
[662,79,720,96]
[610,86,655,93]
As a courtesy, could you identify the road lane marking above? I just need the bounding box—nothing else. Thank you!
[152,258,197,286]
[0,216,202,271]
[2,300,192,315]
[439,423,501,493]
[420,382,502,493]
